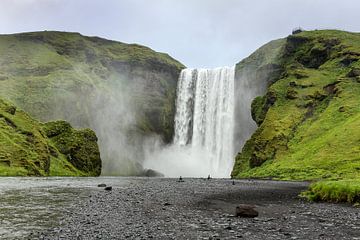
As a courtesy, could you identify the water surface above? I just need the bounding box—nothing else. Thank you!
[0,177,131,239]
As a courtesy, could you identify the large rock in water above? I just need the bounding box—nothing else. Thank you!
[0,98,101,176]
[0,31,185,175]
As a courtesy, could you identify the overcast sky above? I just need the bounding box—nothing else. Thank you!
[0,0,359,68]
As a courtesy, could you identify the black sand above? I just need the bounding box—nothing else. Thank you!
[32,178,360,240]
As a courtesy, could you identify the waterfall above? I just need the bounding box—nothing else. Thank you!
[173,67,235,177]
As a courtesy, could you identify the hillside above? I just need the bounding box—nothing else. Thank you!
[0,31,185,175]
[0,98,101,176]
[232,30,360,203]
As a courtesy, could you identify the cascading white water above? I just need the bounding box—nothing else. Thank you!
[173,69,195,146]
[173,67,235,177]
[143,64,267,178]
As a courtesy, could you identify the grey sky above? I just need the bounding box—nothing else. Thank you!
[0,0,359,68]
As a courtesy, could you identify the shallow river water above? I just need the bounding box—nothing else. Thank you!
[0,177,131,239]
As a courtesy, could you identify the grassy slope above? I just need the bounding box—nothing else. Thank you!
[0,31,185,175]
[0,31,184,141]
[0,98,91,176]
[232,30,360,204]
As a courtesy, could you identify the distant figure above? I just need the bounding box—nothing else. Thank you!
[178,176,184,182]
[232,180,235,185]
[207,174,211,180]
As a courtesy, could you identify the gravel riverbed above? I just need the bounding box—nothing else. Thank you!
[0,177,359,239]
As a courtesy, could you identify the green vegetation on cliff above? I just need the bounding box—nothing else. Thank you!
[0,98,101,176]
[0,31,185,175]
[0,31,184,141]
[232,30,360,204]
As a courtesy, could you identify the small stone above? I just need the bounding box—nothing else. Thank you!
[104,186,112,191]
[225,226,232,230]
[97,184,106,187]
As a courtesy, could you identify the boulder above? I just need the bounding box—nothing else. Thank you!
[235,204,259,218]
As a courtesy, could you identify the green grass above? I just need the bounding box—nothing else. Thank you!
[42,120,101,176]
[49,156,85,176]
[0,98,100,176]
[232,30,360,204]
[0,165,28,176]
[302,180,360,204]
[0,31,184,143]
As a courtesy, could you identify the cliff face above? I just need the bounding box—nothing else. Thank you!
[0,31,185,175]
[233,38,285,152]
[0,98,100,176]
[232,30,360,181]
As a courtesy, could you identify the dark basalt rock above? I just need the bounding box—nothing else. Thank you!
[340,55,359,67]
[97,184,106,187]
[347,67,360,78]
[4,105,16,115]
[235,204,259,218]
[104,186,112,191]
[298,46,330,69]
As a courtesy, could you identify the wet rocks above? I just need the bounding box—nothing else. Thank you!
[235,204,259,218]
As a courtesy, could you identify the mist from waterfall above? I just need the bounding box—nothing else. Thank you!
[144,67,235,178]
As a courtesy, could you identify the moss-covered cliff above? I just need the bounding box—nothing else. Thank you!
[232,30,360,202]
[0,98,101,176]
[232,30,360,179]
[232,30,360,203]
[0,31,185,175]
[0,31,184,141]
